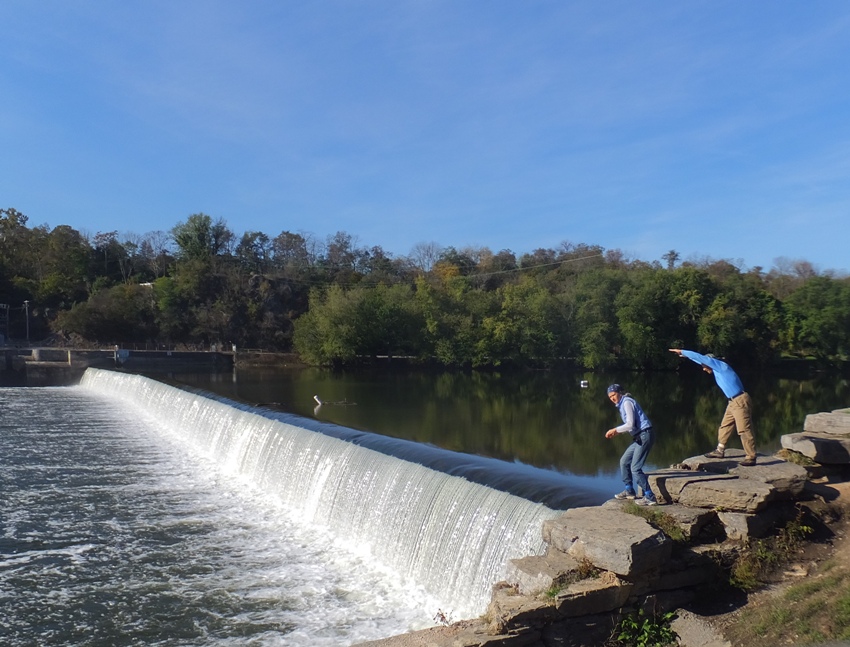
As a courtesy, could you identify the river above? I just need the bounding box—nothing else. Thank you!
[163,364,850,478]
[2,365,846,646]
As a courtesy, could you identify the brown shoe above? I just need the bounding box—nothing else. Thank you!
[704,450,725,459]
[740,457,757,467]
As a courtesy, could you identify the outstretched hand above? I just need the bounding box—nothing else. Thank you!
[668,348,682,356]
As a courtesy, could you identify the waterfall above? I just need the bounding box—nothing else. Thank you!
[79,368,560,618]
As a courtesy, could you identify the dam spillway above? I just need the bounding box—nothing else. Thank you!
[76,368,563,622]
[3,381,441,645]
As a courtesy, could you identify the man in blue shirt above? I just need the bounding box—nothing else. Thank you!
[669,348,757,466]
[605,384,659,505]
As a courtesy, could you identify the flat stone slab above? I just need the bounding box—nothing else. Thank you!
[680,448,754,473]
[542,506,671,577]
[487,585,557,635]
[506,550,581,596]
[603,498,719,542]
[651,503,719,541]
[648,468,737,503]
[717,506,788,541]
[553,571,633,617]
[676,476,775,513]
[782,432,850,464]
[679,451,807,498]
[804,411,850,435]
[353,616,527,647]
[660,459,778,511]
[647,562,715,593]
[730,455,808,497]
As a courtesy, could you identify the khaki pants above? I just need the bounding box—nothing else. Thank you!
[718,392,757,459]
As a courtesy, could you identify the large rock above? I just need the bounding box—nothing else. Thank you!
[354,616,532,647]
[677,476,774,513]
[653,462,778,512]
[717,506,788,541]
[646,562,714,592]
[676,451,804,504]
[488,583,557,633]
[506,550,582,596]
[782,432,850,464]
[804,411,850,435]
[553,572,633,617]
[542,507,671,577]
[602,498,721,542]
[729,455,808,498]
[648,468,737,503]
[681,448,753,473]
[649,503,719,541]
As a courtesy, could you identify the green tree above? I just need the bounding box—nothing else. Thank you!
[151,276,189,342]
[236,231,272,274]
[0,208,38,281]
[54,284,158,342]
[478,277,565,365]
[171,213,233,262]
[137,231,173,279]
[615,269,679,368]
[293,284,424,364]
[697,269,783,363]
[783,276,850,360]
[415,275,497,366]
[38,225,91,306]
[662,249,680,270]
[571,268,625,368]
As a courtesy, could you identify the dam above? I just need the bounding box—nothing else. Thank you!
[0,368,606,645]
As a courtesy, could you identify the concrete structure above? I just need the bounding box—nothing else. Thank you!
[1,347,235,386]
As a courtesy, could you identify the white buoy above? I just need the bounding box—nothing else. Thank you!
[313,395,323,405]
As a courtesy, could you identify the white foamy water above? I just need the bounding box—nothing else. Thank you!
[80,369,559,611]
[0,386,438,646]
[2,369,562,645]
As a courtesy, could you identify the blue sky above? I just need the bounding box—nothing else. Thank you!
[2,1,849,273]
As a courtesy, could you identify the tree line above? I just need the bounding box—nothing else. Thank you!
[1,207,848,369]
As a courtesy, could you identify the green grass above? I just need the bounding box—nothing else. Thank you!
[612,609,678,647]
[775,448,817,467]
[622,502,687,543]
[730,510,814,591]
[731,567,850,646]
[544,557,600,598]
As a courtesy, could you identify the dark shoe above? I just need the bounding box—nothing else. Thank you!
[740,457,757,467]
[704,449,725,459]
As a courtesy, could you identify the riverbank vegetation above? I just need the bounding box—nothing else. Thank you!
[715,481,850,647]
[2,207,849,369]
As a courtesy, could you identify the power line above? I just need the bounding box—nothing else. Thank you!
[222,252,607,290]
[471,253,605,279]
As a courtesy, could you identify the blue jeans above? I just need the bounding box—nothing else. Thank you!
[620,428,655,500]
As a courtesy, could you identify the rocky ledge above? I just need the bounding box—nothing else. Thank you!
[356,408,850,647]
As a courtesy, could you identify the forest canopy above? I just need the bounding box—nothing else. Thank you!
[1,207,848,369]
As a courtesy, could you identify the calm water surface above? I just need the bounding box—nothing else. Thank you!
[164,366,850,479]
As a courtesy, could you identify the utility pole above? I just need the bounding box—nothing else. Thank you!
[23,300,29,343]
